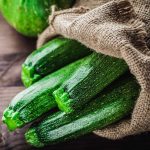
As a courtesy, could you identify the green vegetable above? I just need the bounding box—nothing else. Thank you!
[2,58,83,131]
[22,37,91,87]
[0,0,75,37]
[53,52,128,113]
[25,74,140,147]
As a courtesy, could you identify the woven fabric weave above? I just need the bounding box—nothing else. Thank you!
[37,0,150,139]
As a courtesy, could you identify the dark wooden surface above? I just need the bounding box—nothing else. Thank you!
[0,14,150,150]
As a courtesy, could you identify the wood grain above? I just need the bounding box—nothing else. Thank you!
[0,14,149,150]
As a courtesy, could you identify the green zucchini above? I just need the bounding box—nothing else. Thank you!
[22,37,91,87]
[2,58,83,131]
[25,74,140,147]
[0,0,75,37]
[53,52,128,113]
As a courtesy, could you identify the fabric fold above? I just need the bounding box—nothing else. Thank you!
[37,0,150,139]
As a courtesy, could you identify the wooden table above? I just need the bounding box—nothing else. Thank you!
[0,14,150,150]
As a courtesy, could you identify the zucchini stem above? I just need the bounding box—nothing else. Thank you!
[2,107,24,131]
[53,87,74,113]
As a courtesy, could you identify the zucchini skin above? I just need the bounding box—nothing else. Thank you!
[0,0,75,37]
[2,58,83,131]
[22,37,91,87]
[25,74,140,147]
[53,52,128,113]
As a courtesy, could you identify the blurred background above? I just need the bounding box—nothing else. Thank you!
[0,12,150,150]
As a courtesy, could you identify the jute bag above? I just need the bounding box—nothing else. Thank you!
[37,0,150,139]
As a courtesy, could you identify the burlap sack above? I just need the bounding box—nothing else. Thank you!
[37,0,150,139]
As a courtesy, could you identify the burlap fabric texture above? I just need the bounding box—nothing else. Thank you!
[37,0,150,139]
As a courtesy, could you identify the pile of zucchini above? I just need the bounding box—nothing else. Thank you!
[2,37,140,147]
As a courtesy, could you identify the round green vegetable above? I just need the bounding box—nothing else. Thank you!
[0,0,75,37]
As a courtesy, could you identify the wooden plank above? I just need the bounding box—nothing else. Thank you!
[0,53,27,87]
[0,15,36,55]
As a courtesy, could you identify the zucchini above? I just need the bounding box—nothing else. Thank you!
[25,74,140,147]
[22,37,91,87]
[2,58,83,131]
[53,52,128,113]
[0,0,75,37]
